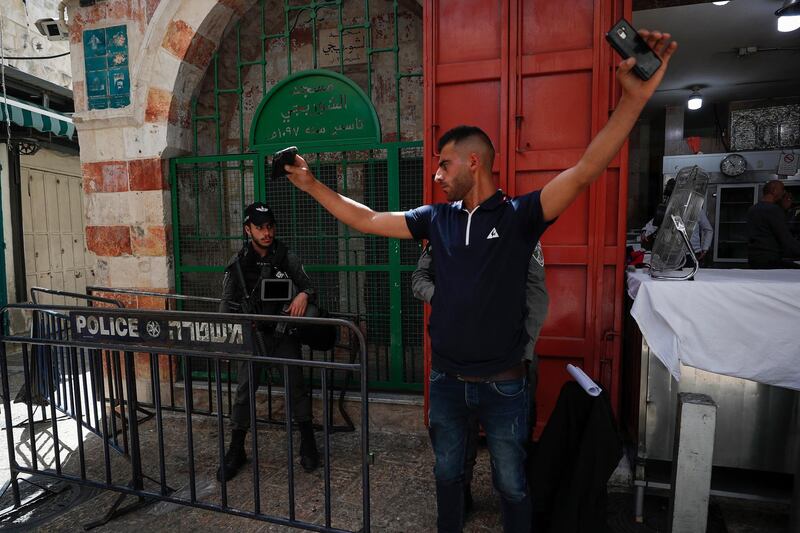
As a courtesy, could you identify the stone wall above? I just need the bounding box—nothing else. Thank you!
[68,0,215,296]
[1,0,72,89]
[68,0,422,299]
[63,0,424,393]
[193,0,423,155]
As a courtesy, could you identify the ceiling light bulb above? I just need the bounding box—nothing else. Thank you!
[712,1,729,5]
[687,92,703,111]
[777,15,800,32]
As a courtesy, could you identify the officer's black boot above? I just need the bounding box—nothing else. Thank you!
[435,479,465,533]
[217,429,247,482]
[463,484,474,518]
[299,421,320,472]
[500,492,532,533]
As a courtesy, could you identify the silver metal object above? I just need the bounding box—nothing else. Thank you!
[633,334,798,472]
[650,165,709,276]
[793,410,800,533]
[661,151,800,264]
[668,393,717,533]
[635,335,798,473]
[630,333,797,522]
[650,215,699,281]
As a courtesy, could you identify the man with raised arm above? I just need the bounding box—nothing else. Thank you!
[284,30,676,533]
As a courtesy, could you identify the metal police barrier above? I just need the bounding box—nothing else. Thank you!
[85,285,359,433]
[27,288,132,456]
[0,303,371,532]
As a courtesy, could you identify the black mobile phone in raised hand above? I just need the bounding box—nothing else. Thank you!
[605,18,662,81]
[269,146,298,180]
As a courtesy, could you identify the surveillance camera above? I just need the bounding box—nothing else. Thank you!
[35,18,69,41]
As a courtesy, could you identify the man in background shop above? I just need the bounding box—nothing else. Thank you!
[640,178,714,263]
[746,180,800,269]
[780,191,800,239]
[411,241,549,520]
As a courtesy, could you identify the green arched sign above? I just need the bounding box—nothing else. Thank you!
[249,70,381,152]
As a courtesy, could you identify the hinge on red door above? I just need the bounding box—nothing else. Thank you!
[599,329,621,390]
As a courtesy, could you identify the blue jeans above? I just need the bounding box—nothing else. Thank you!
[428,368,531,533]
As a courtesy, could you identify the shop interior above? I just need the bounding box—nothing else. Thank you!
[629,0,800,266]
[621,0,800,514]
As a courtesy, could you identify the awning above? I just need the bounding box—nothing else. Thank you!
[0,95,75,140]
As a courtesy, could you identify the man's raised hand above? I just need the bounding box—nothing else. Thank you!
[616,30,677,103]
[285,154,317,193]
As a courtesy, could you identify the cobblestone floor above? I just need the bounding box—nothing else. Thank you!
[0,354,791,532]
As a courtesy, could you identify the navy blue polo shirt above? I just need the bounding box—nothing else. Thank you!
[405,189,552,377]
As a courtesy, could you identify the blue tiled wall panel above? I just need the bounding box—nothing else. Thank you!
[84,25,131,111]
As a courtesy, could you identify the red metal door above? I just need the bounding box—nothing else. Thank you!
[424,0,630,433]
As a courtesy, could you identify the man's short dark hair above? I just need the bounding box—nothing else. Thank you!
[764,180,784,197]
[437,125,495,165]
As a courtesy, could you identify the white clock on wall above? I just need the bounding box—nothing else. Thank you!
[720,153,747,177]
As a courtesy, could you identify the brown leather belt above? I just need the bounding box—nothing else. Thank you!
[451,363,526,383]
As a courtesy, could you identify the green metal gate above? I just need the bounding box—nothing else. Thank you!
[170,0,424,390]
[170,147,424,390]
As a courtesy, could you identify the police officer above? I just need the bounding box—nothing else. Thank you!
[217,202,320,482]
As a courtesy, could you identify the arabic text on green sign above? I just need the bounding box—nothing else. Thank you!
[250,70,381,150]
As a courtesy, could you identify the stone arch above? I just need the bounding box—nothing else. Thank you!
[132,0,259,158]
[70,0,259,293]
[71,0,422,294]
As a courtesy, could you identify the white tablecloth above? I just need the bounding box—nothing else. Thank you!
[628,268,800,391]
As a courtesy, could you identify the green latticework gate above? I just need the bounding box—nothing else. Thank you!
[171,147,425,390]
[170,0,424,390]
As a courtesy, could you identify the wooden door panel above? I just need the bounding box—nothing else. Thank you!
[51,271,64,292]
[604,169,621,246]
[57,176,72,230]
[62,233,76,269]
[29,171,47,234]
[425,0,630,429]
[518,73,594,152]
[44,174,59,233]
[21,162,94,300]
[34,234,51,274]
[539,265,587,339]
[435,81,503,154]
[23,236,36,284]
[426,0,509,203]
[435,0,502,63]
[521,1,594,55]
[63,270,77,294]
[49,234,64,271]
[511,0,629,430]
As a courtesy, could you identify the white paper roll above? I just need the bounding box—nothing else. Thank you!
[566,364,602,397]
